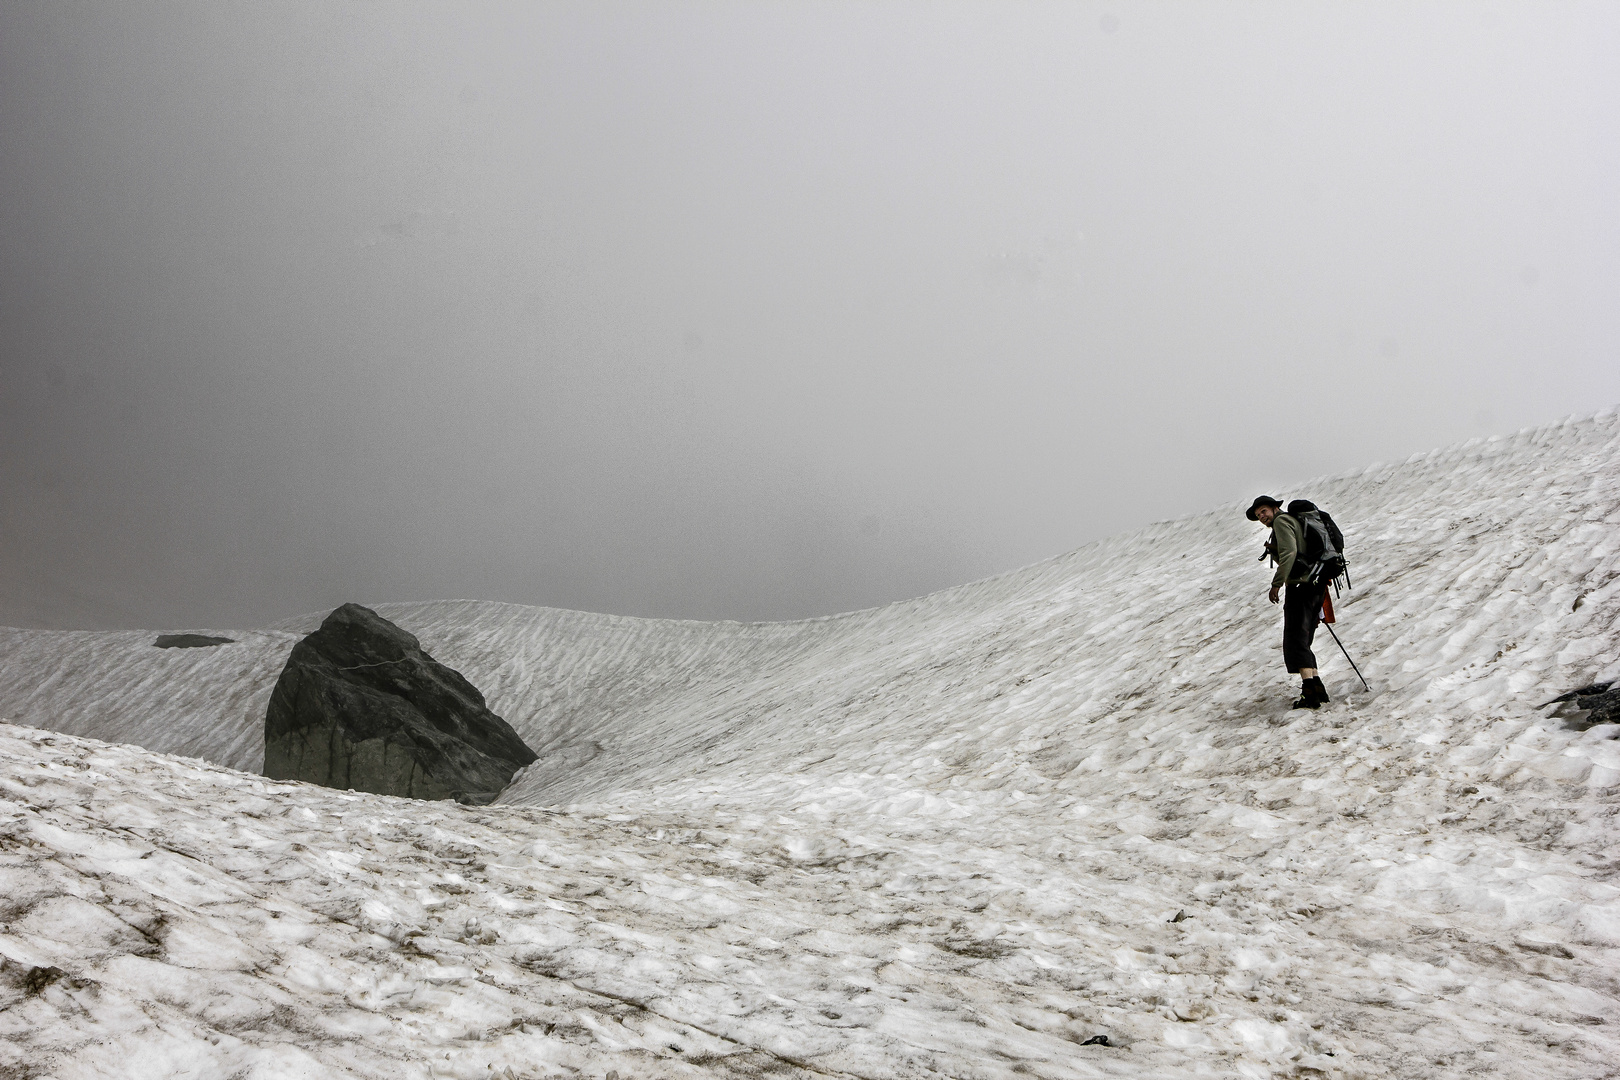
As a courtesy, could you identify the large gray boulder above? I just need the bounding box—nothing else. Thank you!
[264,604,537,803]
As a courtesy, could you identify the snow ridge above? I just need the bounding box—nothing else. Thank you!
[2,410,1619,1079]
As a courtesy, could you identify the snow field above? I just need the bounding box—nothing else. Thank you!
[2,410,1619,1078]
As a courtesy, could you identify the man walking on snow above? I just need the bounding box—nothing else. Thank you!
[1247,496,1330,709]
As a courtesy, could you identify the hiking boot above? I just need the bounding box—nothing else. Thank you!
[1291,677,1330,709]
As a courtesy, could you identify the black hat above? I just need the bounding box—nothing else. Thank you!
[1245,495,1282,521]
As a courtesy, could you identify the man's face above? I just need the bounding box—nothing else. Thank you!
[1255,505,1276,527]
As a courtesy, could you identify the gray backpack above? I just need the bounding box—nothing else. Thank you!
[1286,500,1348,587]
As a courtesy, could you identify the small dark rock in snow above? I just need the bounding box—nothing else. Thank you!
[1541,679,1619,727]
[1539,680,1612,707]
[153,633,234,649]
[1580,688,1619,726]
[264,603,537,803]
[1170,909,1191,923]
[1081,1034,1110,1046]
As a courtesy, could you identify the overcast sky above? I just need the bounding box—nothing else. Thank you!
[2,1,1617,630]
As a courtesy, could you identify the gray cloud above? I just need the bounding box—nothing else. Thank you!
[2,1,1617,629]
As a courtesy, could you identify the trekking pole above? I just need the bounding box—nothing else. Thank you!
[1323,622,1370,692]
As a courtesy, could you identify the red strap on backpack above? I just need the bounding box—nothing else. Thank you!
[1321,591,1336,624]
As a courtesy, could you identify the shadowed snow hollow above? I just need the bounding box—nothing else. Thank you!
[2,411,1618,1079]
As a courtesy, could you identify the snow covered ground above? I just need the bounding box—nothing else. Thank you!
[3,411,1619,1079]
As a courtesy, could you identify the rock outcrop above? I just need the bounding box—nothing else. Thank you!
[264,604,536,803]
[1541,679,1619,729]
[153,634,234,648]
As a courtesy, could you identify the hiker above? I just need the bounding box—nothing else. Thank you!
[1246,495,1330,709]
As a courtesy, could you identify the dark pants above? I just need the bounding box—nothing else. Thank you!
[1283,582,1326,674]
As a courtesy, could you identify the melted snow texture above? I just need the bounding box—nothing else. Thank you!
[0,627,296,771]
[2,411,1620,1079]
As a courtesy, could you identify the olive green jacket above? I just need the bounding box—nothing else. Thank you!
[1269,513,1310,588]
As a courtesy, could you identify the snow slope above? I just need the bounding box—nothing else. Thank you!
[3,411,1619,1079]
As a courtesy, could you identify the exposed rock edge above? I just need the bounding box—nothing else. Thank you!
[153,634,235,648]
